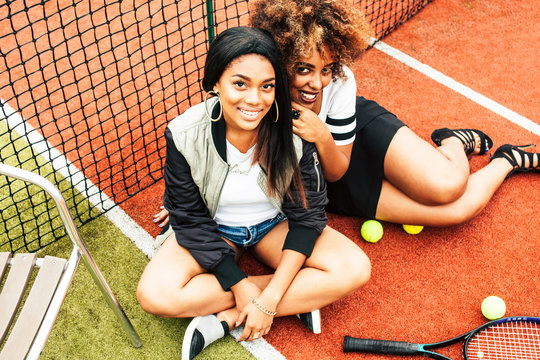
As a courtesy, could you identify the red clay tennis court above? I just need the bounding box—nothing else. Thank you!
[124,1,540,358]
[1,0,538,359]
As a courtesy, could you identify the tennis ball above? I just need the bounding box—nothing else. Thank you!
[402,224,424,235]
[361,220,383,243]
[481,296,506,320]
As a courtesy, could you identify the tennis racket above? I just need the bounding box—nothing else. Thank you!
[343,316,540,360]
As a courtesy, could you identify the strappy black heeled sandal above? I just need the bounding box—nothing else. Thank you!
[431,128,493,156]
[490,144,539,179]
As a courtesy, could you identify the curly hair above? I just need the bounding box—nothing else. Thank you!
[249,0,373,80]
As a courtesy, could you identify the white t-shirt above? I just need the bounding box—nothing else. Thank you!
[318,65,357,146]
[214,140,279,227]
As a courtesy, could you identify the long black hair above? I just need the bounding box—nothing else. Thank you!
[203,26,304,202]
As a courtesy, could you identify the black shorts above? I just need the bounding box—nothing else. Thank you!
[326,97,406,219]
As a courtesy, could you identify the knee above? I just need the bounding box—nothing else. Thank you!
[331,250,371,294]
[136,280,162,315]
[349,253,371,290]
[136,279,181,317]
[423,171,468,204]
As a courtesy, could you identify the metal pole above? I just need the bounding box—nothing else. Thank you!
[0,163,143,348]
[205,0,215,44]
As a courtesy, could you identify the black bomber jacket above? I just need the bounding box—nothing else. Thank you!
[163,105,328,291]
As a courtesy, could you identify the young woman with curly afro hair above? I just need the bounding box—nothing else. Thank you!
[154,1,538,227]
[247,0,539,227]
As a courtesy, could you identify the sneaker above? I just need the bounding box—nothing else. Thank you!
[181,315,229,360]
[153,223,173,251]
[296,309,321,334]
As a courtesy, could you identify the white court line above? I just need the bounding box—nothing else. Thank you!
[231,327,287,360]
[1,99,155,258]
[372,40,540,136]
[0,97,284,360]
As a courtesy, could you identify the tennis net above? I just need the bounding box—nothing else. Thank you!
[0,0,432,252]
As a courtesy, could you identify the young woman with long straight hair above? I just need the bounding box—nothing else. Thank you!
[137,27,370,360]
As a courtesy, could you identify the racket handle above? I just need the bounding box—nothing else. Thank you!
[343,336,421,354]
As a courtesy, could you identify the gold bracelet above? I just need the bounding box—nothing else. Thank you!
[252,297,277,316]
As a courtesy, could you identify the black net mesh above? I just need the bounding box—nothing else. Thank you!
[0,0,432,252]
[359,0,433,41]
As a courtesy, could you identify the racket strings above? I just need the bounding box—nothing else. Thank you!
[465,321,540,360]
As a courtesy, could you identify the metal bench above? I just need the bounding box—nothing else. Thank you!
[0,163,142,359]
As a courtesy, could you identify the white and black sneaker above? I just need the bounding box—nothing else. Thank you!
[153,223,173,251]
[181,315,229,360]
[296,309,321,334]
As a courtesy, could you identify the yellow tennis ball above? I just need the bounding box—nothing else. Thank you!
[402,224,424,234]
[361,220,383,243]
[481,296,506,320]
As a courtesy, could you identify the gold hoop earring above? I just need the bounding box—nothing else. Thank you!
[273,99,279,123]
[204,90,222,122]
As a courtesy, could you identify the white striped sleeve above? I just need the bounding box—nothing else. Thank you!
[324,66,357,146]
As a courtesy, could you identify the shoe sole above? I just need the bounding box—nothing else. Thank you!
[311,309,321,334]
[182,316,202,360]
[296,310,322,334]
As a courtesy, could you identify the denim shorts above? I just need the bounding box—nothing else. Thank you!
[217,213,286,248]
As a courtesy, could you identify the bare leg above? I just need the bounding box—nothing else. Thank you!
[137,234,239,317]
[249,221,371,316]
[217,221,370,330]
[138,220,370,324]
[376,157,513,226]
[384,127,484,205]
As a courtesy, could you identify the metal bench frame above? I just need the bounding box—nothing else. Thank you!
[0,163,142,359]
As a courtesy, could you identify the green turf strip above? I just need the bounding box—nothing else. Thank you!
[0,119,255,359]
[0,120,102,252]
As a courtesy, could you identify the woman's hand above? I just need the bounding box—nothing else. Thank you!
[236,296,276,341]
[231,279,275,341]
[291,102,332,145]
[153,206,169,227]
[292,102,353,182]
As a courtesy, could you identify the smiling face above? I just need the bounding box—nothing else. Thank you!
[289,46,336,113]
[214,54,276,137]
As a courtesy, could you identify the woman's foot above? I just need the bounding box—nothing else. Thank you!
[182,315,229,360]
[431,128,493,156]
[490,144,539,179]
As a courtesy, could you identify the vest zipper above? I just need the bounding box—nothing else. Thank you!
[313,152,320,192]
[212,164,229,219]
